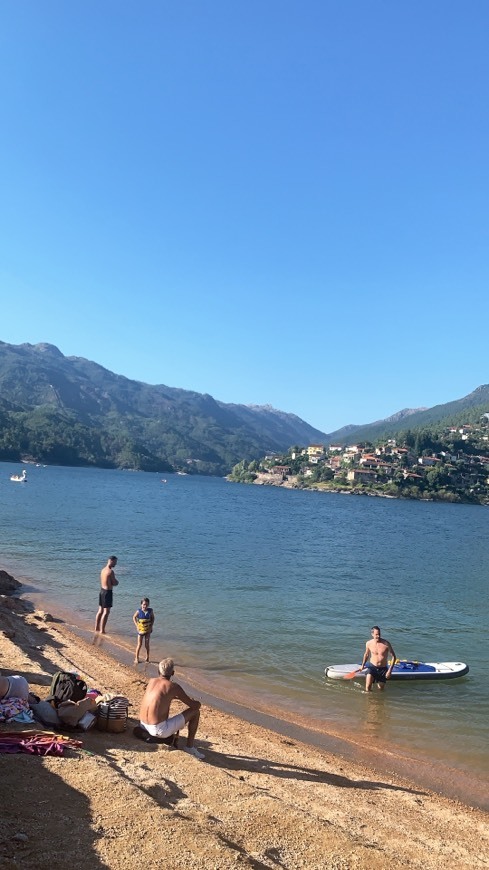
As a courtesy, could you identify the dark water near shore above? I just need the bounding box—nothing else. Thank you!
[1,463,488,804]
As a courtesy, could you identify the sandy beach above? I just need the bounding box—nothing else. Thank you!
[1,573,488,870]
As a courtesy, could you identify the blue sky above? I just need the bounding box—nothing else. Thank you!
[0,2,488,434]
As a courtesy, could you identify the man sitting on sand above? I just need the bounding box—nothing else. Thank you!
[139,658,205,759]
[361,625,397,691]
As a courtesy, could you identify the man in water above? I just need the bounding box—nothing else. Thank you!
[139,658,205,759]
[361,625,397,691]
[94,555,119,633]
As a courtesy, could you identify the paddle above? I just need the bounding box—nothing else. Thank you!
[343,667,363,680]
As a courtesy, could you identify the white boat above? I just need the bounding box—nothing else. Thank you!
[10,469,27,482]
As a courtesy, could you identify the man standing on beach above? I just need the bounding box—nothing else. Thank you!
[94,555,118,634]
[361,625,397,691]
[139,658,205,759]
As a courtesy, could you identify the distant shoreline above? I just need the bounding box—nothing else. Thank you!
[228,472,488,506]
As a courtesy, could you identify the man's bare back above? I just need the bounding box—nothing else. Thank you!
[139,676,187,725]
[100,560,118,590]
[138,658,204,759]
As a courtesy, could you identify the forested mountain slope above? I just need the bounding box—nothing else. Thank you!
[0,341,328,474]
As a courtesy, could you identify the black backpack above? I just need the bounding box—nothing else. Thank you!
[46,671,88,708]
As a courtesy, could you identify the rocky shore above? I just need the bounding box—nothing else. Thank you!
[1,569,488,869]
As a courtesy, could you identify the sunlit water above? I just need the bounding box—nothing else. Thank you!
[1,463,487,803]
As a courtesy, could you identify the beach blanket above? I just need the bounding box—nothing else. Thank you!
[0,730,82,756]
[0,697,33,723]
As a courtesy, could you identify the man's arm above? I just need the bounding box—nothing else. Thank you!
[173,682,201,710]
[360,642,370,670]
[111,572,119,587]
[386,642,397,678]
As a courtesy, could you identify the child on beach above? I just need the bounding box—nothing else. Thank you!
[133,598,155,664]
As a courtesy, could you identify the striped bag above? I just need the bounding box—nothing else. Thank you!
[96,695,130,733]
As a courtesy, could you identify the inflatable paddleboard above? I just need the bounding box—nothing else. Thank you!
[325,661,469,681]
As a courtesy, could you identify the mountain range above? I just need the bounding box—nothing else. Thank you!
[0,341,488,474]
[0,342,327,474]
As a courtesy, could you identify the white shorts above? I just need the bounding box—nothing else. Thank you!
[1,675,29,701]
[140,712,185,738]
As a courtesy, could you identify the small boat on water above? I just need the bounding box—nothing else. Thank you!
[10,469,27,482]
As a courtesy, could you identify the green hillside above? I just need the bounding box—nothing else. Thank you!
[326,386,489,445]
[0,341,328,474]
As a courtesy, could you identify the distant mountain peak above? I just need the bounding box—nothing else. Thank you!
[21,342,65,358]
[380,407,427,424]
[245,403,279,413]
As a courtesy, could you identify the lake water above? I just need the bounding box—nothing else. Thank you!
[1,463,488,807]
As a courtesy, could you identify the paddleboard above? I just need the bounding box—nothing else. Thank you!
[325,661,469,681]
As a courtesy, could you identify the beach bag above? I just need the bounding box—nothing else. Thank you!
[96,695,129,733]
[31,700,61,728]
[57,697,98,729]
[46,671,88,708]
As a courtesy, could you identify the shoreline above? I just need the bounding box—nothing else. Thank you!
[1,574,488,867]
[229,473,488,506]
[5,567,488,814]
[61,616,489,813]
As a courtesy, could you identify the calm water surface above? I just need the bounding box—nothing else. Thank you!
[1,463,487,802]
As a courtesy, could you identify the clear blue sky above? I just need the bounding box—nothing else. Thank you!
[1,2,488,434]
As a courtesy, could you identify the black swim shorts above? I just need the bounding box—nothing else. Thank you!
[99,588,113,609]
[366,663,388,683]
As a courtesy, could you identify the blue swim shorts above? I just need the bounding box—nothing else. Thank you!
[366,663,388,683]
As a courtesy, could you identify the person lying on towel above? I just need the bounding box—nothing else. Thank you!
[0,674,29,701]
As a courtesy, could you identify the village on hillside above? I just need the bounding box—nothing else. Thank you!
[229,417,489,505]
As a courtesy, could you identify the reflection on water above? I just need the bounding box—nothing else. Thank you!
[362,691,391,740]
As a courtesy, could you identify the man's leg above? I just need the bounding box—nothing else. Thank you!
[365,673,373,692]
[184,708,200,747]
[94,606,103,632]
[100,608,111,633]
[181,707,204,758]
